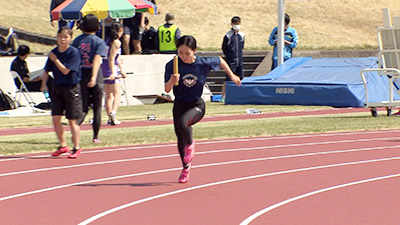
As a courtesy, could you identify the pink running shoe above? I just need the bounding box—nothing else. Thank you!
[52,146,70,156]
[68,148,81,159]
[179,164,191,183]
[183,141,195,164]
[93,138,102,143]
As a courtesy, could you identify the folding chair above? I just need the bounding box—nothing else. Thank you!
[10,71,36,107]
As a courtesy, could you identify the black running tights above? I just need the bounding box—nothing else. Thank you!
[173,98,205,166]
[78,82,104,140]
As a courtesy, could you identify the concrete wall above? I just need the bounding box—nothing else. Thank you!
[0,54,212,106]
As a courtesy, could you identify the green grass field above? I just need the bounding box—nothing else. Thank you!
[1,103,399,156]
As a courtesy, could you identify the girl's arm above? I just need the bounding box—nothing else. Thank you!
[164,73,179,93]
[49,51,71,75]
[88,54,102,87]
[117,57,126,78]
[108,40,121,79]
[219,56,241,86]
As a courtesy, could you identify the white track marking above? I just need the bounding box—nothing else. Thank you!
[1,148,399,203]
[1,137,398,178]
[78,156,400,224]
[1,129,398,162]
[239,173,400,225]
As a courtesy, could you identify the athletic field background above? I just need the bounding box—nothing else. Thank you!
[1,0,400,52]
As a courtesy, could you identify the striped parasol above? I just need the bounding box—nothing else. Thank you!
[51,0,157,21]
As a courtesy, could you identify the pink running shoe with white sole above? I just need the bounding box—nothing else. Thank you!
[68,148,81,159]
[52,146,70,156]
[179,164,191,183]
[183,141,195,164]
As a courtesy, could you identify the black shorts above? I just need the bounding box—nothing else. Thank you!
[51,84,83,120]
[225,65,244,81]
[123,26,142,41]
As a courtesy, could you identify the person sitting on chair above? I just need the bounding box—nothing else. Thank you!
[10,45,53,94]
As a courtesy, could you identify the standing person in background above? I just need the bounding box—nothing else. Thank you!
[101,22,127,125]
[41,27,82,158]
[50,0,74,30]
[141,17,158,54]
[222,16,245,102]
[72,14,106,144]
[268,13,298,70]
[122,12,144,54]
[157,13,181,54]
[164,35,241,183]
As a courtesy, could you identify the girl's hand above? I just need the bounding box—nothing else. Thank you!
[231,74,242,86]
[119,72,127,79]
[172,73,180,85]
[49,52,58,62]
[108,75,115,81]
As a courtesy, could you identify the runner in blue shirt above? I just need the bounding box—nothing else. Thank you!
[40,27,83,159]
[165,35,241,183]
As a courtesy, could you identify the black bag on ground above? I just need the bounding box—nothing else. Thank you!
[0,89,16,111]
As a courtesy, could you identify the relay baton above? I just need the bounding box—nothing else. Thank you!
[173,55,179,86]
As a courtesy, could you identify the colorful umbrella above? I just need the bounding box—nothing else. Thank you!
[51,0,157,21]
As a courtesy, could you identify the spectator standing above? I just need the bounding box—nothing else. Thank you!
[268,13,298,70]
[72,14,106,144]
[157,13,181,54]
[50,0,75,30]
[141,17,158,54]
[101,22,127,125]
[222,16,245,101]
[122,13,144,54]
[40,27,82,158]
[164,35,241,183]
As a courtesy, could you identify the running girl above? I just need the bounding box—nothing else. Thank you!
[164,35,241,183]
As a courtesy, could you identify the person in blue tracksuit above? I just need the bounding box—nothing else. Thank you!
[268,13,298,70]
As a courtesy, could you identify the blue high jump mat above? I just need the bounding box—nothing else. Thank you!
[226,57,400,107]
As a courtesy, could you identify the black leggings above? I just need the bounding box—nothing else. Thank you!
[173,98,205,166]
[78,69,104,140]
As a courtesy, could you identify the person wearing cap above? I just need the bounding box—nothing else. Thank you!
[156,13,181,54]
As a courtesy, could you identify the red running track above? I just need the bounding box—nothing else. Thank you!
[1,128,400,224]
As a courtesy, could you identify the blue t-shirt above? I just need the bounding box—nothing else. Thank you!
[45,46,81,85]
[165,56,220,101]
[72,33,106,69]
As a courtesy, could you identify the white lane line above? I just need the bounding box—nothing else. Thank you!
[1,129,398,162]
[77,156,400,225]
[2,147,399,203]
[1,137,398,178]
[239,173,400,225]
